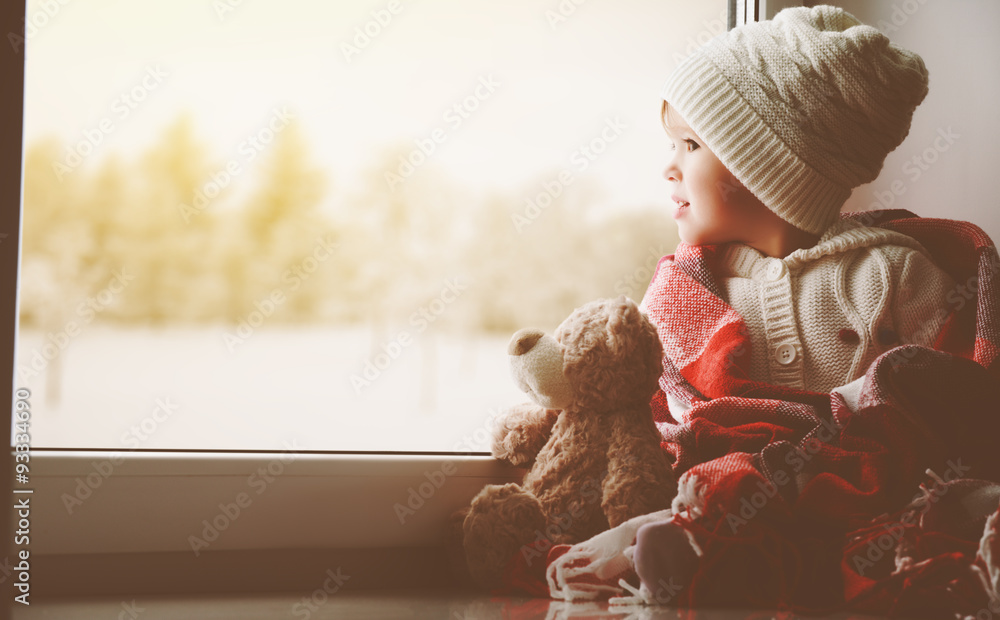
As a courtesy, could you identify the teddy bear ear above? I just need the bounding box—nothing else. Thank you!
[606,296,639,353]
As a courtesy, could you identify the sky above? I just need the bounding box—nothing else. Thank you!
[22,0,729,212]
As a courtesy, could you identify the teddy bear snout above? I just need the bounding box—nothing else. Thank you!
[509,328,545,356]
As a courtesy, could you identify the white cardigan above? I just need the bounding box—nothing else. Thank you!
[717,219,957,393]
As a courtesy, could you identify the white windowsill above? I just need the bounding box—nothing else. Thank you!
[27,449,522,556]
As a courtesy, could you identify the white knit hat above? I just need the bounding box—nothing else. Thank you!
[660,5,929,235]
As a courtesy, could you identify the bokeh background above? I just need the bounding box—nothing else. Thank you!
[16,0,713,450]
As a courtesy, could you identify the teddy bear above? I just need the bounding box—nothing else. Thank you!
[460,295,677,587]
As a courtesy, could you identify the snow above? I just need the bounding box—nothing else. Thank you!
[15,324,526,452]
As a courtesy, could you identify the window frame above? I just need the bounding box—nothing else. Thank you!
[0,0,748,596]
[2,0,26,606]
[731,0,802,27]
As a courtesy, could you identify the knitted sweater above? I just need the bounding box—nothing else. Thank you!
[718,218,956,393]
[642,218,957,396]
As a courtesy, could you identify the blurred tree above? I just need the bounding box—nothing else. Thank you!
[457,189,524,333]
[459,172,609,332]
[338,144,473,412]
[458,174,679,333]
[117,113,220,323]
[18,113,681,408]
[20,140,89,404]
[21,141,142,403]
[341,144,464,331]
[592,205,678,301]
[233,119,334,323]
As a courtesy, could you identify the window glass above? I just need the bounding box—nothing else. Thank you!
[16,0,726,451]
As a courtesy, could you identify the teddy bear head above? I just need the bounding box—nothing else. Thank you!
[507,296,663,413]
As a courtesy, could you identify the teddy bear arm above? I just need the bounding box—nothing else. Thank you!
[491,402,559,467]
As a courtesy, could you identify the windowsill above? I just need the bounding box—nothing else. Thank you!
[28,449,523,555]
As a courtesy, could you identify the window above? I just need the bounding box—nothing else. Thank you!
[13,0,740,452]
[11,3,734,579]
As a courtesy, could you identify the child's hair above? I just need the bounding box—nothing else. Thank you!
[658,100,669,134]
[658,5,929,235]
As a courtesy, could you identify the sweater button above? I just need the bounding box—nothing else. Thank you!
[765,259,786,281]
[838,329,860,345]
[775,343,797,365]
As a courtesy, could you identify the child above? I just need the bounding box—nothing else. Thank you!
[545,4,989,607]
[650,4,957,399]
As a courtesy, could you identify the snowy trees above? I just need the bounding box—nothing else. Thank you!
[20,114,679,333]
[19,112,680,413]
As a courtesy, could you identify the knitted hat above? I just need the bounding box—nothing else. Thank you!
[660,5,929,235]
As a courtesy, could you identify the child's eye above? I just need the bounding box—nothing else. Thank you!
[667,139,699,153]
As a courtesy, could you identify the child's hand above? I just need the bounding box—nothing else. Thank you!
[546,509,672,601]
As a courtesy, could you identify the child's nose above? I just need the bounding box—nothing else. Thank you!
[663,159,680,183]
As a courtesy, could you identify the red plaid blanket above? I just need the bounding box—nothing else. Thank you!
[505,211,1000,616]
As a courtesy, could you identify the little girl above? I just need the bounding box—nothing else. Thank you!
[546,4,976,606]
